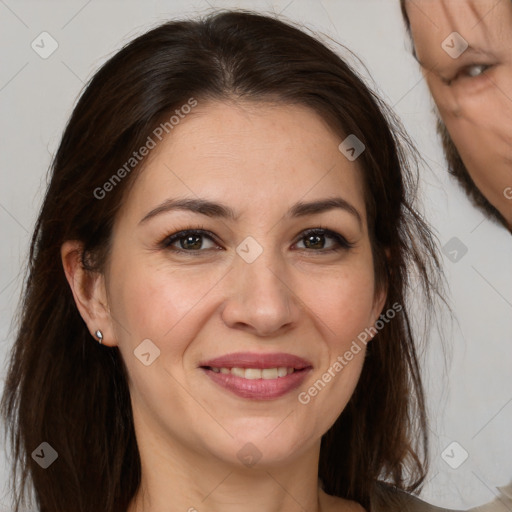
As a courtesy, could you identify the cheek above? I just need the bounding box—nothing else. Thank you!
[455,95,512,135]
[432,90,506,175]
[443,113,512,174]
[107,248,226,356]
[432,71,512,139]
[298,264,377,383]
[302,265,377,342]
[297,274,371,431]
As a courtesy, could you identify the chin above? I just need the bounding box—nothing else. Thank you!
[227,434,313,469]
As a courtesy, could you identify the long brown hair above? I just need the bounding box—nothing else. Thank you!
[1,10,442,512]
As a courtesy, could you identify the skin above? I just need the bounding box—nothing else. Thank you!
[405,0,512,228]
[62,100,386,512]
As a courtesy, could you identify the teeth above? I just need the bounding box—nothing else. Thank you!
[209,366,296,379]
[277,367,288,377]
[231,367,246,378]
[261,368,278,379]
[245,368,263,380]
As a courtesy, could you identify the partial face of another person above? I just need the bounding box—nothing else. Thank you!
[405,0,512,228]
[99,100,385,469]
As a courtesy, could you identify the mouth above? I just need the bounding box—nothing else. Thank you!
[198,352,313,400]
[203,365,302,379]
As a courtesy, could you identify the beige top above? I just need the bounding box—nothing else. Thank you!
[372,481,512,512]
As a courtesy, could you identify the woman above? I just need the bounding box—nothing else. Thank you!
[1,10,448,512]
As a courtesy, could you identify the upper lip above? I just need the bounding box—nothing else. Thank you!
[199,352,313,370]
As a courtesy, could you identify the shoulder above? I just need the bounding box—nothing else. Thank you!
[370,481,463,512]
[322,480,512,512]
[319,487,366,512]
[372,480,512,512]
[319,481,456,512]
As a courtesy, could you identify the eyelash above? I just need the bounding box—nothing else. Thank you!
[159,225,354,256]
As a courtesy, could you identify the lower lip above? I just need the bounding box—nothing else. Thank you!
[201,367,311,400]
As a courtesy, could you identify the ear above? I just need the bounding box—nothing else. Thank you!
[61,240,117,347]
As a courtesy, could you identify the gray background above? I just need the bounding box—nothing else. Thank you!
[1,0,511,510]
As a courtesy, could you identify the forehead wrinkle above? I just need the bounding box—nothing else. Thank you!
[438,0,469,23]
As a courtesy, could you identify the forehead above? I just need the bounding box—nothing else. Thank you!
[406,0,512,66]
[122,100,368,224]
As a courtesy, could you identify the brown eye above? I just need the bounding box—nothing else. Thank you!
[178,233,204,250]
[304,233,325,250]
[295,228,353,252]
[162,229,220,253]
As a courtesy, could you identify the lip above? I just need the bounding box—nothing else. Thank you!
[199,352,313,401]
[198,352,312,370]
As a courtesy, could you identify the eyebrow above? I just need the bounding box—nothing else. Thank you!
[416,44,493,69]
[139,196,363,227]
[456,45,494,61]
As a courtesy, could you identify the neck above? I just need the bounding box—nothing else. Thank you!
[128,475,328,512]
[126,418,330,512]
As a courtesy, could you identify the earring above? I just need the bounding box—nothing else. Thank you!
[95,330,103,344]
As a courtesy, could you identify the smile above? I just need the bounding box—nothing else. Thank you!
[198,351,313,400]
[207,366,296,379]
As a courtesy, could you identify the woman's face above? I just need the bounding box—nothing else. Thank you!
[103,100,386,468]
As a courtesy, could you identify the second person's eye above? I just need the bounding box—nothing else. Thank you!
[451,63,491,83]
[465,64,488,77]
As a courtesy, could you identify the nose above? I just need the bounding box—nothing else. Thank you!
[220,245,301,337]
